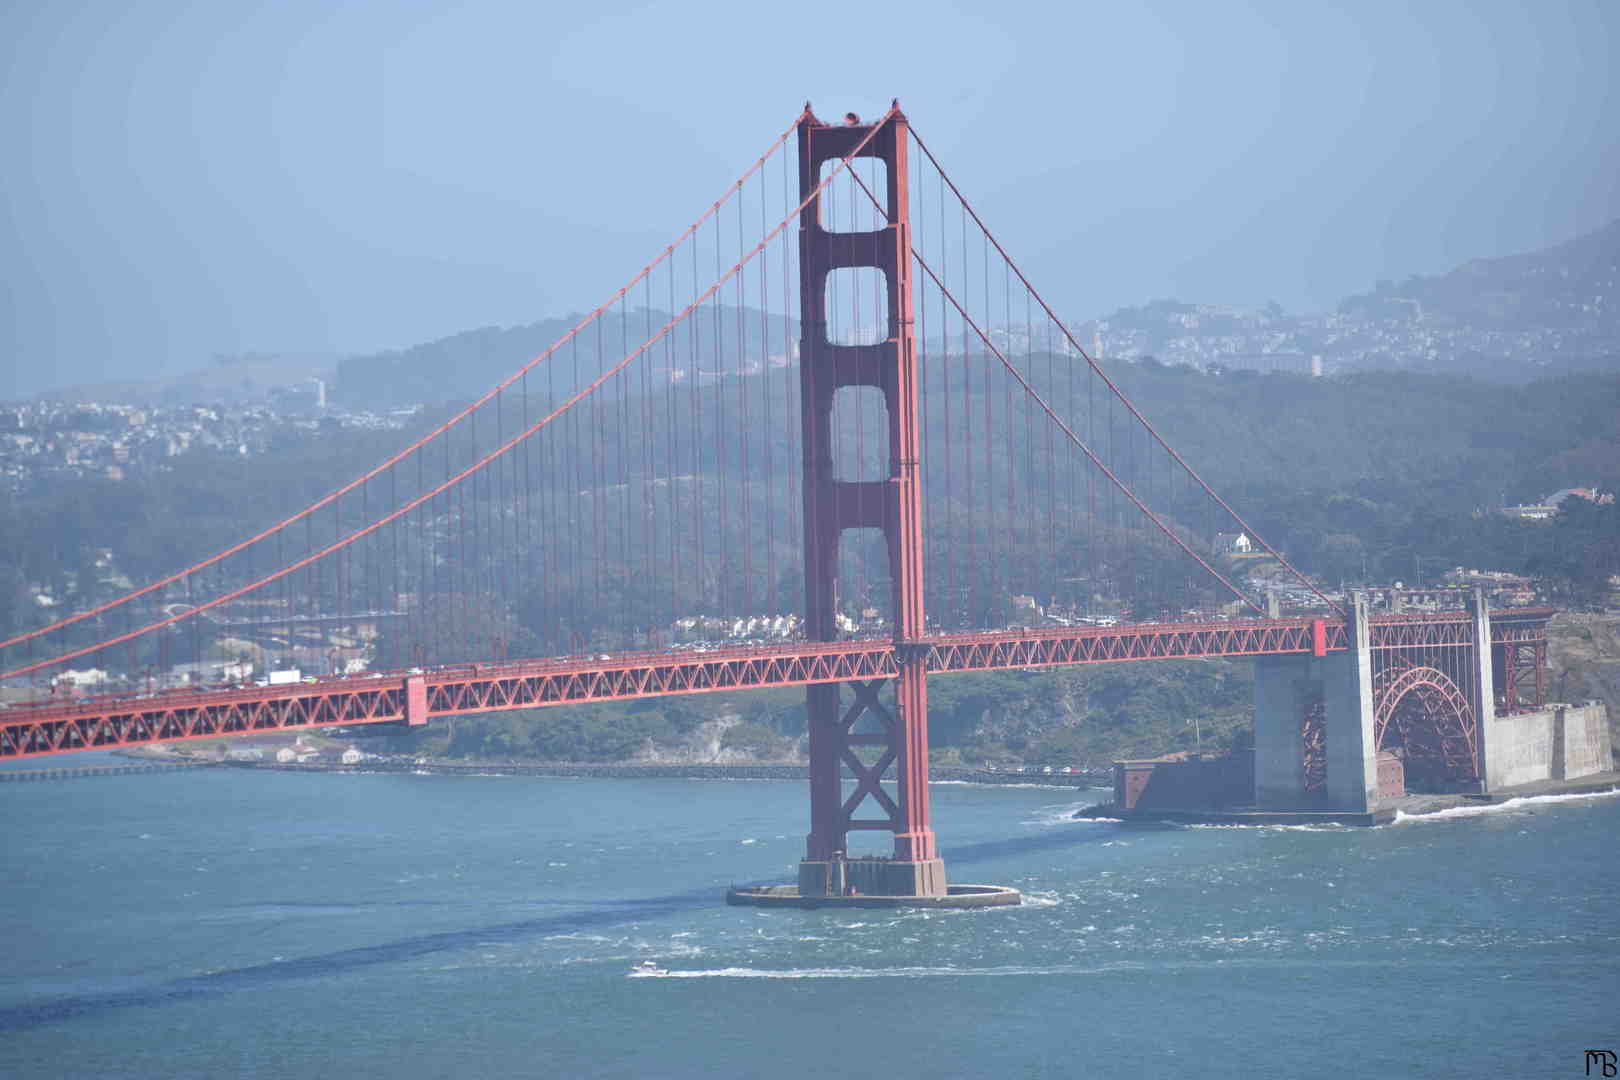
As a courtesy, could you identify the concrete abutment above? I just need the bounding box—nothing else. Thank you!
[1253,596,1377,811]
[1252,591,1609,812]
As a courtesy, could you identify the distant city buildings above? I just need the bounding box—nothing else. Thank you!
[1074,300,1617,380]
[0,401,420,494]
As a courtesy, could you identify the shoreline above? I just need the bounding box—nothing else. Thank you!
[28,751,1618,826]
[115,748,1112,788]
[1072,770,1620,826]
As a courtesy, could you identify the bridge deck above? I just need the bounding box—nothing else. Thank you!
[0,610,1553,760]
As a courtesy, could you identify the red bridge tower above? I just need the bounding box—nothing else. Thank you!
[795,106,942,898]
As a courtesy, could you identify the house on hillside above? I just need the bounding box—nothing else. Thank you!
[1545,487,1614,508]
[1505,486,1613,521]
[1215,532,1253,554]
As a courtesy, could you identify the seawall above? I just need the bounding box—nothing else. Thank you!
[1485,702,1611,790]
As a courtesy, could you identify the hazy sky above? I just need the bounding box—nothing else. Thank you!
[3,0,1616,399]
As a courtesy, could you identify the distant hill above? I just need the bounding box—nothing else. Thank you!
[32,352,336,408]
[30,221,1618,408]
[332,307,795,410]
[1341,219,1619,330]
[332,318,583,409]
[1085,221,1620,382]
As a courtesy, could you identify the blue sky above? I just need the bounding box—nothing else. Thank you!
[3,0,1616,398]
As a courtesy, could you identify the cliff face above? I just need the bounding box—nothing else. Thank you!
[630,713,804,765]
[1546,613,1620,760]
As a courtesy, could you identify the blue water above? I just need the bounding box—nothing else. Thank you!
[2,754,1616,1078]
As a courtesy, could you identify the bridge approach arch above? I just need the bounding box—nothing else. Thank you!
[1372,663,1478,792]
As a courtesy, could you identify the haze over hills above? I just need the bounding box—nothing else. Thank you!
[320,217,1620,407]
[17,218,1620,408]
[1341,218,1620,329]
[29,352,339,409]
[1084,218,1620,381]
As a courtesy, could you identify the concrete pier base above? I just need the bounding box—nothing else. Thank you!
[732,854,1019,909]
[726,883,1021,910]
[797,856,947,899]
[1253,595,1377,811]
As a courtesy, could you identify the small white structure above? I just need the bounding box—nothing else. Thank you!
[340,746,365,765]
[276,746,299,763]
[53,668,110,689]
[1215,532,1253,554]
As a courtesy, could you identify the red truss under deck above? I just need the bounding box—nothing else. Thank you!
[1368,608,1553,650]
[927,618,1344,671]
[0,610,1556,761]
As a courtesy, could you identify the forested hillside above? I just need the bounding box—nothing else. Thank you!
[1340,219,1620,332]
[8,362,1615,636]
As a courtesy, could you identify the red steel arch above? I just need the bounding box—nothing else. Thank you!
[1373,664,1478,788]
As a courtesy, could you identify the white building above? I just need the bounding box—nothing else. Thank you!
[53,668,110,689]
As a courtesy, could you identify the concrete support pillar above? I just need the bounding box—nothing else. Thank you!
[1252,655,1306,807]
[1323,594,1378,812]
[1467,586,1497,793]
[1252,596,1377,811]
[1550,705,1568,781]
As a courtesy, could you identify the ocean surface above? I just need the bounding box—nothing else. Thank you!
[2,752,1617,1078]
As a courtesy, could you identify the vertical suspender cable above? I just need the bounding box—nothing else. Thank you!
[737,189,752,619]
[915,165,930,626]
[619,298,632,643]
[760,167,775,615]
[981,224,994,621]
[641,280,655,642]
[597,311,609,645]
[667,260,679,626]
[690,232,705,614]
[569,335,582,646]
[936,164,954,627]
[781,144,798,622]
[713,214,728,618]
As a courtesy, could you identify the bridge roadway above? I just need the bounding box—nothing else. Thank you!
[0,609,1553,761]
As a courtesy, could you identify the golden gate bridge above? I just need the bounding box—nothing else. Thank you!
[0,104,1552,902]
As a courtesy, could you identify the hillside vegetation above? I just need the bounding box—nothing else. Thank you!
[368,659,1254,770]
[1548,613,1620,751]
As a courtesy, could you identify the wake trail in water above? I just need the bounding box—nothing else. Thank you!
[1393,787,1620,823]
[631,962,1143,980]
